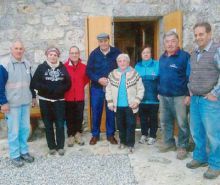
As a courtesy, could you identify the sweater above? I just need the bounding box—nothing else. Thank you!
[158,49,190,97]
[135,58,159,104]
[189,41,220,97]
[31,61,71,100]
[105,67,144,113]
[86,46,121,88]
[0,55,34,107]
[64,58,89,101]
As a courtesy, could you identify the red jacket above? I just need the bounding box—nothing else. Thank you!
[64,58,89,101]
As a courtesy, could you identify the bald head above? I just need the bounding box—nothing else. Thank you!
[11,41,25,61]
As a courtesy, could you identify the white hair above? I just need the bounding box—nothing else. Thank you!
[116,53,130,63]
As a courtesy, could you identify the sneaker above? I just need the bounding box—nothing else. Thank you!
[159,144,176,153]
[203,168,220,179]
[67,136,74,147]
[176,148,188,160]
[118,144,125,149]
[186,160,208,169]
[49,149,56,155]
[75,132,85,146]
[20,153,34,163]
[11,157,24,167]
[128,147,134,153]
[147,137,156,145]
[58,149,65,156]
[139,135,148,144]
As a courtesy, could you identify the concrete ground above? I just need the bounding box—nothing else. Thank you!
[0,130,220,185]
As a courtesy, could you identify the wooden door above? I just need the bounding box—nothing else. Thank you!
[163,10,183,47]
[86,16,113,132]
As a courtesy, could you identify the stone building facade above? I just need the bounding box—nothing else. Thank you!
[0,0,220,136]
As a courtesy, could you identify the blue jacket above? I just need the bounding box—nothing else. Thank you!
[86,46,121,88]
[158,49,190,97]
[0,55,35,107]
[135,59,159,104]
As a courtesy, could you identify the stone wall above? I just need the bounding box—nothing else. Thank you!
[1,0,219,64]
[0,0,220,136]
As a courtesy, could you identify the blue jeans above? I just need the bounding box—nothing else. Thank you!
[116,107,136,147]
[190,96,220,170]
[5,104,30,159]
[90,86,115,138]
[159,95,189,148]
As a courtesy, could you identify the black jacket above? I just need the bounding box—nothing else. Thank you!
[31,61,71,99]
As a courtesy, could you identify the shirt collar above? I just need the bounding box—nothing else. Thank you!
[100,47,110,55]
[164,48,180,57]
[10,55,25,63]
[196,40,213,53]
[141,58,153,66]
[118,66,130,73]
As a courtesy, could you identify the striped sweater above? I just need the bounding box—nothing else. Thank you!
[105,67,144,113]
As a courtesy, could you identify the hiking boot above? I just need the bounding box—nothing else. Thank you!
[11,157,24,168]
[139,135,148,144]
[107,136,118,144]
[159,144,176,153]
[186,160,208,169]
[89,137,99,145]
[75,132,85,146]
[67,136,74,147]
[147,137,156,145]
[176,148,188,160]
[58,149,65,156]
[203,168,220,179]
[20,153,34,163]
[128,147,134,153]
[49,149,56,155]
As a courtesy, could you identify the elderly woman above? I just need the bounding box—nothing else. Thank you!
[31,47,71,156]
[105,53,144,153]
[135,45,159,145]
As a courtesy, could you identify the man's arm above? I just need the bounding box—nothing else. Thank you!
[0,65,8,105]
[210,47,220,99]
[86,52,100,82]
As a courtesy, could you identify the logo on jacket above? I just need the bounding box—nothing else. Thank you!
[45,69,64,81]
[169,64,178,69]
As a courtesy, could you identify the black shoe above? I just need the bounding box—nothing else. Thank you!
[11,157,24,167]
[20,153,34,163]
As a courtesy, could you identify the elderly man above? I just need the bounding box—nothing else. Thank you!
[186,22,220,179]
[0,41,35,167]
[64,46,89,147]
[158,31,190,160]
[86,33,121,145]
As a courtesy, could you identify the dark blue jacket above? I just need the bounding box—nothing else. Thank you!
[135,59,159,104]
[86,46,121,88]
[0,65,8,105]
[158,49,190,97]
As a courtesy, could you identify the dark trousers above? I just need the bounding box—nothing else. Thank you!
[116,107,136,147]
[139,104,159,138]
[90,86,115,137]
[66,101,84,137]
[39,100,65,150]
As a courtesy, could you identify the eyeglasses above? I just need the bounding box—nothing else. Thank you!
[69,52,79,55]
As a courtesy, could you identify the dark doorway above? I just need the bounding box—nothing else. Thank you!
[114,20,156,67]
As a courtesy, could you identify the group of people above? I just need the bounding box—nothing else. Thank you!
[0,21,220,179]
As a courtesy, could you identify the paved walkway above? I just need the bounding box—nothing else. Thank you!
[0,131,220,185]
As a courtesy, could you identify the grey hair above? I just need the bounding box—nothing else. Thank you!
[116,53,130,63]
[69,45,80,52]
[163,30,179,41]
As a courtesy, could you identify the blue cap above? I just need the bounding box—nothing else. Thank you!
[97,32,110,40]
